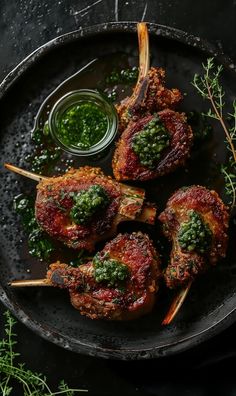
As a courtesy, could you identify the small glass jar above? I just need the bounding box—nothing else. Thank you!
[48,89,118,156]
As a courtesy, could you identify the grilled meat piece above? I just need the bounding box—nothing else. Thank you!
[113,24,188,182]
[47,232,161,320]
[116,67,182,133]
[113,110,193,181]
[159,186,229,288]
[36,166,155,252]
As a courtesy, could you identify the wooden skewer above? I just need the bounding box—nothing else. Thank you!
[4,163,48,182]
[10,278,51,287]
[162,280,192,325]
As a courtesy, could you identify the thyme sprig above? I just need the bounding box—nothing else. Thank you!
[192,58,236,209]
[0,311,87,396]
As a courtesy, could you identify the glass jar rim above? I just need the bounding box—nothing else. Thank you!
[48,89,118,156]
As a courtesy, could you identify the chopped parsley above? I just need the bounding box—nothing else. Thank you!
[93,253,129,287]
[178,210,212,254]
[70,185,110,225]
[132,116,169,169]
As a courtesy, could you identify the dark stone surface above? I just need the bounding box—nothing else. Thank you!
[0,0,236,394]
[0,0,235,80]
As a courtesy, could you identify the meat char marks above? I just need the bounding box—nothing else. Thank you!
[47,232,161,320]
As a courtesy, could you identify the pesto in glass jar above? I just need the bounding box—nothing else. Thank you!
[57,102,108,149]
[49,90,118,156]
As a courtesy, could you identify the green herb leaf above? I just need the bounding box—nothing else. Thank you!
[192,58,236,209]
[0,311,87,395]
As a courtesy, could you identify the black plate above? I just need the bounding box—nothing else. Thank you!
[0,22,236,360]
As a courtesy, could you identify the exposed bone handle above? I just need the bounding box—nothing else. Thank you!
[10,278,51,287]
[162,280,192,325]
[4,163,48,182]
[137,22,150,80]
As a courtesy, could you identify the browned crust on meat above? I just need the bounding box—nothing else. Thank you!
[158,185,229,288]
[112,110,193,181]
[116,67,182,133]
[36,167,121,252]
[47,232,161,320]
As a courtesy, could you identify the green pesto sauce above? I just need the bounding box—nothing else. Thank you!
[132,116,170,169]
[57,102,108,149]
[14,195,54,261]
[178,210,212,254]
[70,185,110,225]
[93,253,129,287]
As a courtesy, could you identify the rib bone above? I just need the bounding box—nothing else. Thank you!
[162,281,192,325]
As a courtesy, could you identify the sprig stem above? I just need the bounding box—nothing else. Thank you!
[0,311,87,395]
[192,58,236,210]
[206,82,236,163]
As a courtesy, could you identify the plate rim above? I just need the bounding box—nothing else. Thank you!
[1,21,234,99]
[0,21,236,360]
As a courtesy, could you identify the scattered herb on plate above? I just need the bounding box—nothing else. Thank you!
[13,194,55,261]
[105,66,139,85]
[26,122,62,175]
[102,66,139,102]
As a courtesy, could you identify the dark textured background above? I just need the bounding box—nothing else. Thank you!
[0,0,236,395]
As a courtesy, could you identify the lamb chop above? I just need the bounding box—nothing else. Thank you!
[113,23,192,182]
[116,23,182,133]
[159,185,229,289]
[5,164,156,252]
[113,111,193,181]
[10,232,161,321]
[159,185,229,325]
